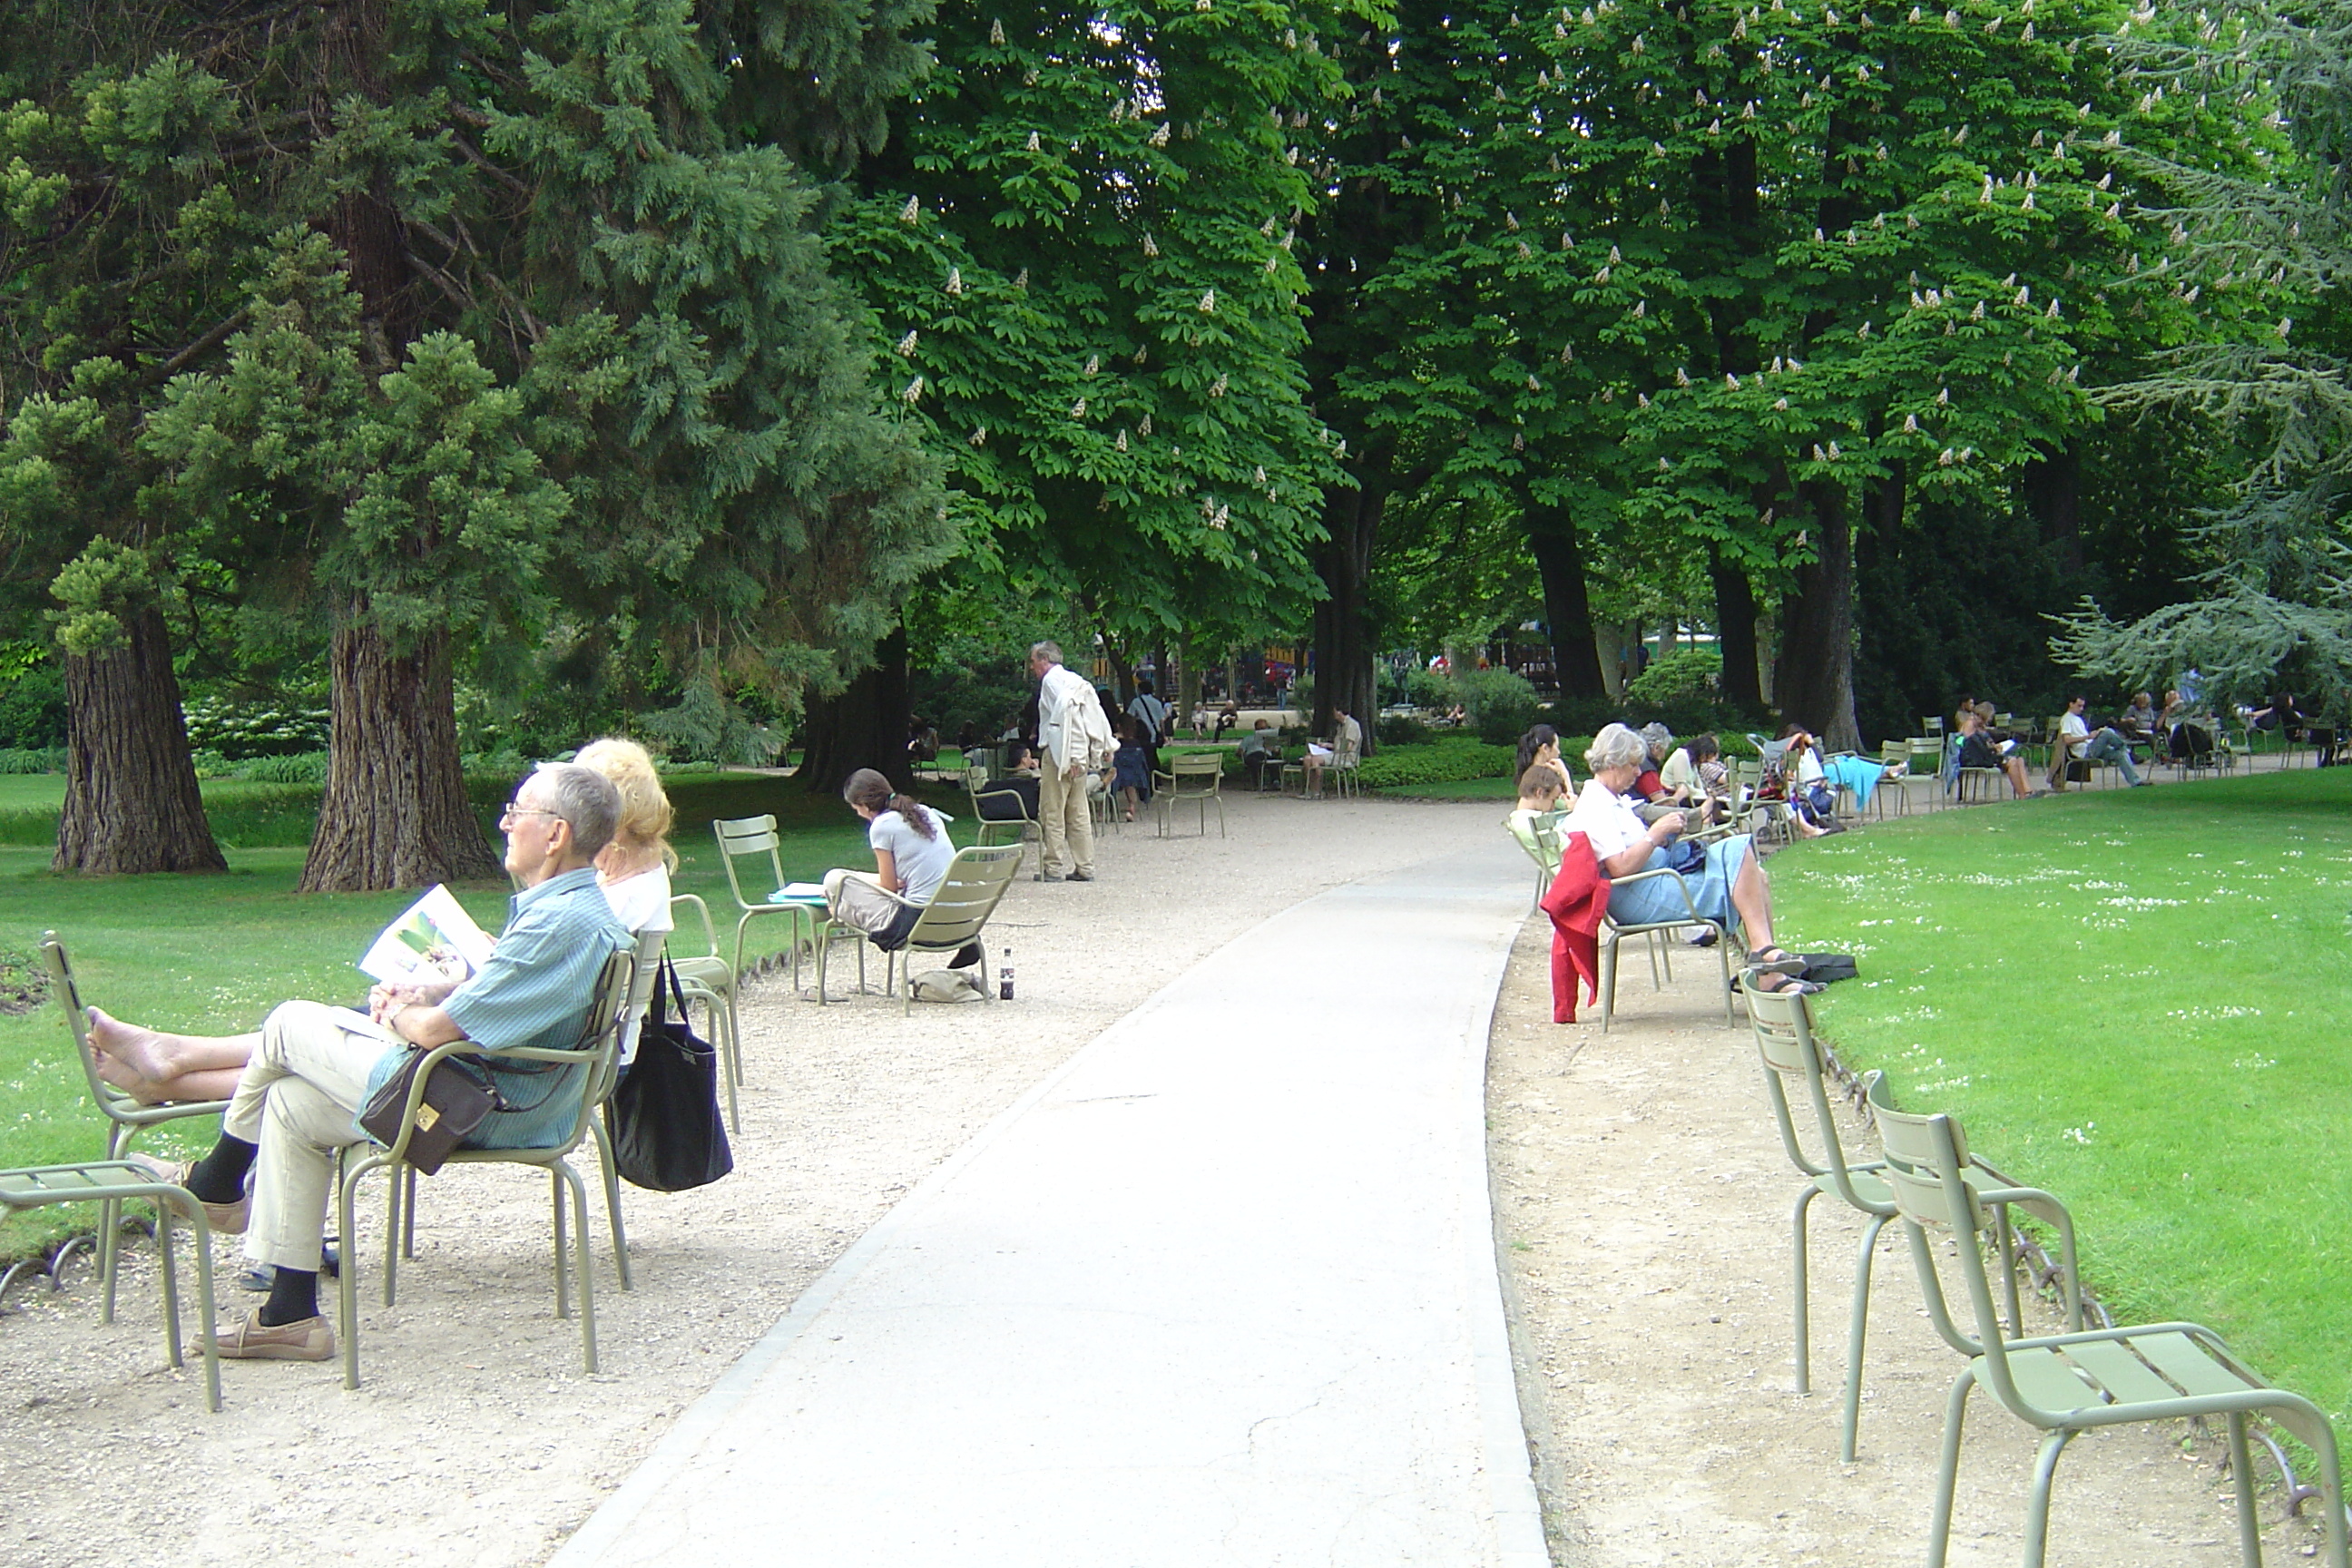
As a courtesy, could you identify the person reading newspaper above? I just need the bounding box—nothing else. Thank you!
[115,762,630,1362]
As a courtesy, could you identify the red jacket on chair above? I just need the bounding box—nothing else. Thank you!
[1539,830,1610,1024]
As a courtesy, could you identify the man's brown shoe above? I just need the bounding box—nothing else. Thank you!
[216,1308,334,1361]
[122,1152,250,1236]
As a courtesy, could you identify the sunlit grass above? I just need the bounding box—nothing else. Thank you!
[1769,769,2352,1423]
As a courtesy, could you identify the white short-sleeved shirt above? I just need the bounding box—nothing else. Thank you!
[1660,748,1700,797]
[1795,748,1825,787]
[1562,779,1648,862]
[870,808,956,906]
[2060,711,2091,742]
[598,864,673,1066]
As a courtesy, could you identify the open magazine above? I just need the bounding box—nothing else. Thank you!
[358,885,497,986]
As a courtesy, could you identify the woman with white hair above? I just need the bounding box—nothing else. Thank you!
[1562,722,1816,994]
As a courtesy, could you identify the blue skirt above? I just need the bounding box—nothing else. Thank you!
[1606,835,1753,928]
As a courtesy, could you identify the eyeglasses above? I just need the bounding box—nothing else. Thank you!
[501,802,567,825]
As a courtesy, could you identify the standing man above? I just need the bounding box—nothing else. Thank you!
[1031,640,1115,881]
[2052,695,2148,789]
[1126,678,1170,780]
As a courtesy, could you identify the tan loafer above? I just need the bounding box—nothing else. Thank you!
[216,1308,334,1362]
[122,1152,250,1236]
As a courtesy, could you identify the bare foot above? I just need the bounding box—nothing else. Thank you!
[86,1037,177,1105]
[86,1007,191,1084]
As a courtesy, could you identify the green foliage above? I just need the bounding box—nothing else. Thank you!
[1453,667,1542,746]
[0,663,65,750]
[1354,734,1515,789]
[1375,712,1430,746]
[832,0,1357,661]
[0,748,63,774]
[1623,647,1722,706]
[180,694,330,760]
[1405,666,1455,710]
[237,751,328,785]
[1775,769,2352,1425]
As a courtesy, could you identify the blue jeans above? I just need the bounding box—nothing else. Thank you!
[2080,728,2142,785]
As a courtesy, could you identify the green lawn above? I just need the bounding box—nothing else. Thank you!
[0,770,973,1255]
[1769,769,2352,1426]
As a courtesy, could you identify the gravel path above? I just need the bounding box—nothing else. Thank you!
[1487,911,2333,1566]
[0,791,1495,1568]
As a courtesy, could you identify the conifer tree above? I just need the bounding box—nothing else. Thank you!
[0,0,947,887]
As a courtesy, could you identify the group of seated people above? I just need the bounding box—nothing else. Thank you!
[1510,723,1816,997]
[1234,708,1365,793]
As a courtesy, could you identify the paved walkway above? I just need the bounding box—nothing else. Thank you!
[548,838,1542,1568]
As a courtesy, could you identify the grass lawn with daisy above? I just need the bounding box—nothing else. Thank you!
[1769,766,2352,1428]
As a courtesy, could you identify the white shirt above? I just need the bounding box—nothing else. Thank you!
[1562,779,1648,862]
[599,864,673,1066]
[1038,663,1115,770]
[869,807,956,905]
[2059,711,2092,748]
[1795,748,1825,787]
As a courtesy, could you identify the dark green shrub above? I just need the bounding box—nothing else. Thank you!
[1357,737,1516,790]
[181,695,330,759]
[0,747,65,774]
[0,667,67,750]
[238,751,328,784]
[1376,712,1430,746]
[1455,669,1543,746]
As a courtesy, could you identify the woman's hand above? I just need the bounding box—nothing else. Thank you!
[1649,811,1687,841]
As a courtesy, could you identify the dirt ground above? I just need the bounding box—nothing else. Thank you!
[1487,911,2335,1567]
[0,790,1495,1568]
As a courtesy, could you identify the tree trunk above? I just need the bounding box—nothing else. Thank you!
[1174,640,1200,738]
[1773,485,1861,750]
[54,605,227,876]
[799,626,914,795]
[1311,477,1384,754]
[1525,513,1609,700]
[2022,440,2083,576]
[1709,553,1764,710]
[300,619,499,892]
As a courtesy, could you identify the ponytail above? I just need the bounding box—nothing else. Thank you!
[843,768,937,839]
[892,791,937,839]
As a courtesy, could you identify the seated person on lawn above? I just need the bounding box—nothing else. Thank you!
[110,762,632,1362]
[2051,694,2147,789]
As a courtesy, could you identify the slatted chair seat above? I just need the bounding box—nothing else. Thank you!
[1153,753,1227,838]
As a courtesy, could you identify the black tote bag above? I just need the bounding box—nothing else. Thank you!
[603,958,733,1192]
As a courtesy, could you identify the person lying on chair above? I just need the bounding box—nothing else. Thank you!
[119,762,632,1362]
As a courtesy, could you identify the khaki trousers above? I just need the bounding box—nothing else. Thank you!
[221,1000,390,1270]
[1038,761,1094,876]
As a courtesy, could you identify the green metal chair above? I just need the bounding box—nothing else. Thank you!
[710,814,826,992]
[0,1160,221,1411]
[1154,752,1228,838]
[41,931,233,1325]
[1503,810,1562,910]
[819,844,1025,1013]
[664,894,741,1132]
[1598,865,1735,1032]
[965,761,1044,873]
[1747,981,2074,1462]
[1877,1097,2343,1568]
[337,946,635,1389]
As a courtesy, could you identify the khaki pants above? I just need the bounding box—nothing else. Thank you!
[1038,760,1094,876]
[222,1000,393,1271]
[823,867,911,934]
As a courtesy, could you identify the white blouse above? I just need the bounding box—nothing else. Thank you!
[1561,779,1649,862]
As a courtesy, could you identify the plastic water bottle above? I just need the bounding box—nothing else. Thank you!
[999,946,1014,1001]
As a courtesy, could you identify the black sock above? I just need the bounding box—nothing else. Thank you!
[260,1267,318,1327]
[186,1135,257,1205]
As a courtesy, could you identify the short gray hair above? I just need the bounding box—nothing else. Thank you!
[1584,722,1649,774]
[531,761,621,858]
[1638,721,1675,754]
[1030,640,1063,665]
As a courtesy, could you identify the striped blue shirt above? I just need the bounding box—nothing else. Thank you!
[364,866,630,1151]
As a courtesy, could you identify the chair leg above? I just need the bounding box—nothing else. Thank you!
[1790,1186,1817,1395]
[1599,938,1619,1033]
[154,1198,184,1373]
[713,994,741,1135]
[383,1169,403,1308]
[2227,1412,2262,1568]
[2022,1427,2075,1568]
[559,1161,597,1373]
[100,1123,130,1324]
[1715,932,1735,1027]
[1841,1212,1888,1463]
[338,1152,385,1390]
[588,1116,632,1291]
[188,1216,220,1412]
[1926,1369,1976,1568]
[551,1170,571,1319]
[401,1163,418,1260]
